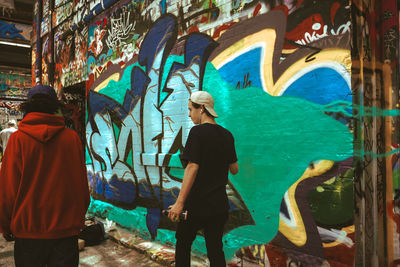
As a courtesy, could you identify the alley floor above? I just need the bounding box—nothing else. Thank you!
[0,237,163,267]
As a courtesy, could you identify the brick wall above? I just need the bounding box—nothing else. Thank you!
[53,0,355,265]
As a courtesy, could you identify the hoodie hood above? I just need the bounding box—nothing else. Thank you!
[18,112,65,143]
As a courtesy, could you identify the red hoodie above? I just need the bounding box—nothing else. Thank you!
[0,112,90,239]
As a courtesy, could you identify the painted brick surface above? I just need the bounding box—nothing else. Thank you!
[81,1,355,266]
[25,0,400,265]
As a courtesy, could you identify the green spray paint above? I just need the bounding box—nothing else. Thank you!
[88,198,211,255]
[321,100,400,117]
[314,101,400,158]
[307,169,354,226]
[201,63,354,257]
[394,168,400,193]
[98,64,144,104]
[88,198,152,239]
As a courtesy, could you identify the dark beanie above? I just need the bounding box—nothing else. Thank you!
[28,85,57,100]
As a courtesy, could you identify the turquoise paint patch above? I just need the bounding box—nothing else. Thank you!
[357,148,400,158]
[88,199,152,239]
[112,123,120,143]
[98,65,134,104]
[88,199,209,256]
[168,167,185,178]
[85,149,92,165]
[203,63,353,257]
[126,148,133,168]
[321,100,352,116]
[85,107,92,165]
[357,106,400,117]
[98,64,145,104]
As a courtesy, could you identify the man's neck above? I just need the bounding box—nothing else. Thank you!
[200,118,216,125]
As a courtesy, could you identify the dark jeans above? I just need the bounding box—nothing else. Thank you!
[175,212,228,267]
[14,236,79,267]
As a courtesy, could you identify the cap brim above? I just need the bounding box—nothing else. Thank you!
[206,107,218,118]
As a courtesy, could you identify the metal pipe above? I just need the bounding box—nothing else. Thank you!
[35,0,42,85]
[49,0,54,85]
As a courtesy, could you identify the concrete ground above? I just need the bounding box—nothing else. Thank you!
[0,222,261,267]
[80,239,163,266]
[0,237,163,267]
[0,230,261,267]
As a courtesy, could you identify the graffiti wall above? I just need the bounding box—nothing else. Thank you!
[383,1,400,265]
[83,0,354,266]
[0,72,30,99]
[351,0,400,266]
[0,20,31,42]
[62,83,86,143]
[0,103,23,130]
[53,0,89,91]
[32,0,40,85]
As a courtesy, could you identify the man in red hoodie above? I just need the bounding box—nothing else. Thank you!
[0,85,90,267]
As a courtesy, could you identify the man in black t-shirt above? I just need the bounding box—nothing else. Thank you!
[168,91,238,267]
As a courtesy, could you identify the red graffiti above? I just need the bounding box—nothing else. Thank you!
[88,28,106,57]
[63,103,82,134]
[325,232,355,267]
[253,3,262,17]
[382,0,398,34]
[296,0,305,8]
[187,25,200,34]
[265,244,288,266]
[330,2,340,25]
[284,13,325,49]
[212,22,236,39]
[272,5,288,17]
[392,259,400,267]
[388,200,400,236]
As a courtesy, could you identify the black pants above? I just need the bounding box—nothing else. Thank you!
[14,236,79,267]
[175,212,228,267]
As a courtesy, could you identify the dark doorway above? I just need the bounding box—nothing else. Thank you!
[61,82,86,145]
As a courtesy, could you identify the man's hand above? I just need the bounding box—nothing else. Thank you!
[3,233,15,242]
[167,162,198,223]
[168,202,184,222]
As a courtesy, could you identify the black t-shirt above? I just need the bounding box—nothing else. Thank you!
[181,123,237,216]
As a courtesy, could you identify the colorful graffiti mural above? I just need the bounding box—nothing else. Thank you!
[41,35,50,85]
[0,21,31,41]
[0,102,23,130]
[351,0,400,265]
[54,21,88,91]
[62,83,86,143]
[26,0,400,265]
[83,0,354,265]
[53,1,73,27]
[33,0,40,85]
[41,0,50,37]
[0,72,30,98]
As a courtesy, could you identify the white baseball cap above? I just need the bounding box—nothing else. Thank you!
[190,91,218,118]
